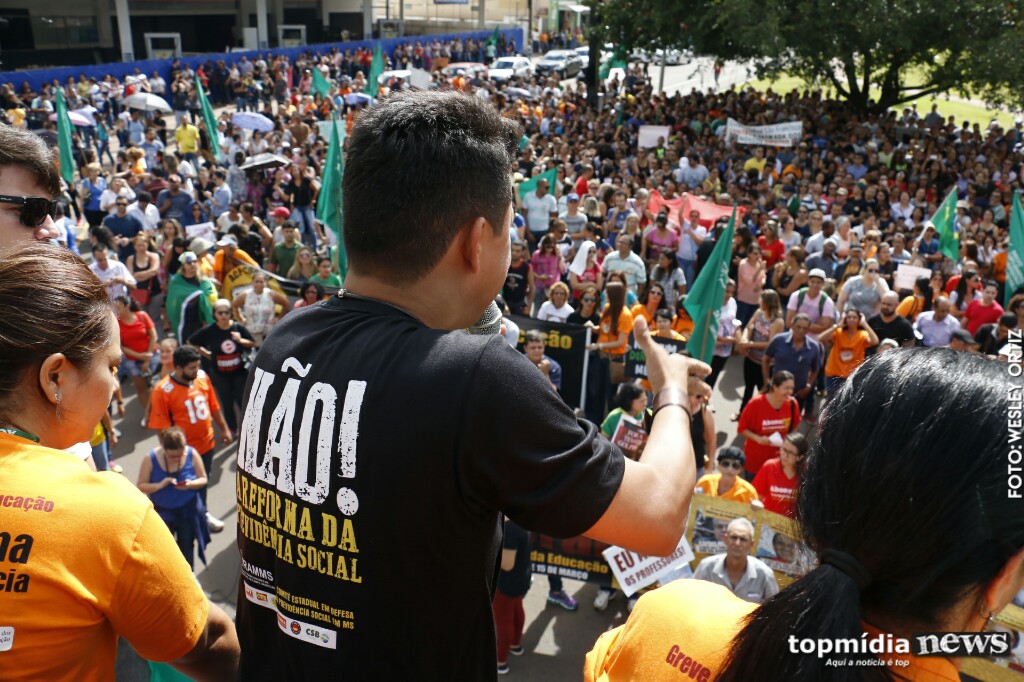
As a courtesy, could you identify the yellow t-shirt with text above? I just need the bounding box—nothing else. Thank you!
[0,433,208,681]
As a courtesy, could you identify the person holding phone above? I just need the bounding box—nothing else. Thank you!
[136,426,211,570]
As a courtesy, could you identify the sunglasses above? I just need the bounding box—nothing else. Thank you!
[215,310,232,316]
[866,268,879,273]
[582,297,596,302]
[718,460,742,470]
[0,195,59,228]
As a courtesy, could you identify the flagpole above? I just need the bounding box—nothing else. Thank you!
[700,310,711,362]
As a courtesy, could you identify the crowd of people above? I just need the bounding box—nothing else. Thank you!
[0,26,1021,681]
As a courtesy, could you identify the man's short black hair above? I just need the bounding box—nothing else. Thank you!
[173,345,202,368]
[343,90,521,284]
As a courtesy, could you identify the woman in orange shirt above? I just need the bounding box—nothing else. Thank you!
[586,281,634,416]
[630,282,666,326]
[818,309,878,397]
[694,446,759,503]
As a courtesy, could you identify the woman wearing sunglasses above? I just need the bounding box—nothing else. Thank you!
[0,125,62,247]
[835,256,889,319]
[694,446,758,503]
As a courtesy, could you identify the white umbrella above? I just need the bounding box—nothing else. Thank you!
[504,87,532,100]
[238,152,292,171]
[231,111,275,132]
[51,111,94,127]
[122,92,173,113]
[344,92,374,106]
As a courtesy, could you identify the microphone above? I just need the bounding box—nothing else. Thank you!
[466,301,503,335]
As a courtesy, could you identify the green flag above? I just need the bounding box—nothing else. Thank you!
[311,68,332,99]
[517,166,558,200]
[316,117,347,280]
[364,44,384,97]
[518,134,530,151]
[194,75,221,163]
[684,207,736,365]
[599,47,628,80]
[487,26,500,46]
[53,88,75,184]
[1007,190,1024,307]
[930,187,960,261]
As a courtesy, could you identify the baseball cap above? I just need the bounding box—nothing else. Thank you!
[270,206,291,218]
[190,237,214,254]
[512,214,526,229]
[179,251,198,265]
[808,268,826,280]
[837,187,849,196]
[216,235,238,247]
[567,193,580,202]
[950,329,979,346]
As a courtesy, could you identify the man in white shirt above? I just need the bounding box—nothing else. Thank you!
[914,297,960,347]
[675,208,707,286]
[693,518,779,604]
[521,177,558,247]
[559,193,588,243]
[127,191,161,232]
[602,234,647,294]
[88,243,136,300]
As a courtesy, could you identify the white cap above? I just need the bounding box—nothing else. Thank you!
[808,268,826,280]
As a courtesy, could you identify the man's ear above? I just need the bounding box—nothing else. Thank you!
[460,216,489,274]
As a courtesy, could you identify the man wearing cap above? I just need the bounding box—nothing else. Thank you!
[190,237,218,282]
[157,174,193,222]
[213,234,258,283]
[805,238,840,279]
[948,329,980,353]
[560,193,587,242]
[268,206,291,243]
[914,296,960,347]
[521,176,558,247]
[868,291,916,352]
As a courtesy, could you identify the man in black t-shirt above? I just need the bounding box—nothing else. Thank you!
[868,292,915,354]
[975,313,1017,356]
[235,90,710,681]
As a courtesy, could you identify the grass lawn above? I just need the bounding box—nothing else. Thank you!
[742,74,1019,130]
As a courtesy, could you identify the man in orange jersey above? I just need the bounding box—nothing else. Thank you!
[148,344,232,532]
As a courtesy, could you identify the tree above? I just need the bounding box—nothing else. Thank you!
[689,0,1024,114]
[589,0,1024,115]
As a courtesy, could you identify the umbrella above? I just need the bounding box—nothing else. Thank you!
[504,87,532,100]
[73,105,97,117]
[344,92,374,106]
[122,92,173,113]
[238,152,292,171]
[51,111,94,127]
[232,111,275,132]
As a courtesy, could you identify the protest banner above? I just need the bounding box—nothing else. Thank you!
[508,315,588,409]
[624,333,686,380]
[754,514,814,588]
[221,263,292,301]
[185,221,216,244]
[530,533,613,586]
[638,125,670,149]
[724,118,803,147]
[893,263,933,292]
[686,494,814,587]
[610,414,648,459]
[646,191,747,229]
[602,534,694,597]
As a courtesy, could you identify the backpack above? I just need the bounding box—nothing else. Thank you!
[795,287,827,319]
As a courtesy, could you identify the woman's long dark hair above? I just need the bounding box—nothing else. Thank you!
[953,270,978,311]
[602,280,625,332]
[718,349,1022,682]
[912,276,933,314]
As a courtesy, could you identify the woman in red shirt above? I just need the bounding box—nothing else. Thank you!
[751,432,809,517]
[114,295,157,414]
[737,370,800,479]
[756,220,786,269]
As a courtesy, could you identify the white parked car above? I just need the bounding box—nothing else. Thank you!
[488,56,532,83]
[654,48,689,65]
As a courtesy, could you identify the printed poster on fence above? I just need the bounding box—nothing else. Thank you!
[724,119,803,147]
[754,512,814,588]
[530,533,613,587]
[602,534,695,597]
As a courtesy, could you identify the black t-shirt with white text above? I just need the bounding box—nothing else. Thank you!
[234,295,624,680]
[188,322,254,374]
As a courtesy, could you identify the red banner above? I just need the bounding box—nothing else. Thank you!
[647,191,746,229]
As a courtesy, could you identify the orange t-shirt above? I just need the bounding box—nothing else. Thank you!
[824,328,872,378]
[586,579,961,682]
[629,303,655,325]
[598,306,634,356]
[672,310,694,338]
[0,433,208,681]
[213,247,258,284]
[992,251,1008,283]
[694,473,759,503]
[147,371,222,453]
